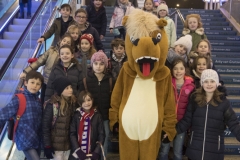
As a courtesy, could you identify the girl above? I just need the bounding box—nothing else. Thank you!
[143,0,154,14]
[182,14,208,51]
[109,0,135,40]
[159,58,195,160]
[44,44,83,101]
[86,0,107,40]
[75,33,97,77]
[43,77,76,160]
[82,51,111,159]
[157,3,176,48]
[66,25,81,52]
[20,34,74,104]
[74,8,104,51]
[70,91,105,160]
[176,69,240,160]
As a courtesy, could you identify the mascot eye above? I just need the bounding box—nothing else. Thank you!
[130,36,139,46]
[156,33,161,40]
[152,33,162,45]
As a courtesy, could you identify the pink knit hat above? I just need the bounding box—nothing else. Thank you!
[91,51,108,67]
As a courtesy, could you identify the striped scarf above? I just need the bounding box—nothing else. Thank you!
[78,108,95,154]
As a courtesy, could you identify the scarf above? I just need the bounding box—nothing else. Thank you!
[112,53,126,63]
[80,50,90,77]
[118,0,128,14]
[78,108,95,154]
[167,48,187,64]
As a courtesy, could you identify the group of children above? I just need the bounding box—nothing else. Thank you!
[1,0,240,160]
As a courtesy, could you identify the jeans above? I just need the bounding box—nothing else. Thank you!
[159,132,185,160]
[19,0,32,16]
[23,148,41,160]
[102,120,110,160]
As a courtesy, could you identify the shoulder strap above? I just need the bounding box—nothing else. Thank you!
[52,102,59,127]
[109,77,113,92]
[83,78,88,91]
[13,94,26,141]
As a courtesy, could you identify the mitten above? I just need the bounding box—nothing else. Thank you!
[161,131,170,143]
[27,58,38,63]
[76,149,87,160]
[89,152,100,160]
[44,147,55,159]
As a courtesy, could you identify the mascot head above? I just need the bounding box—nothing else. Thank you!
[123,9,168,79]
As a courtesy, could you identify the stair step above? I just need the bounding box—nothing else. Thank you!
[0,39,17,48]
[215,66,240,74]
[212,52,240,58]
[212,46,240,52]
[8,25,26,32]
[224,155,240,160]
[3,32,22,40]
[212,57,240,66]
[177,26,233,31]
[13,19,30,25]
[225,85,240,96]
[220,74,240,85]
[0,49,12,57]
[177,30,237,35]
[211,40,240,46]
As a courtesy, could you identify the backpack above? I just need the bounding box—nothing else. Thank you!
[7,94,26,141]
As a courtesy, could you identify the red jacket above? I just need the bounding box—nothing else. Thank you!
[172,76,195,121]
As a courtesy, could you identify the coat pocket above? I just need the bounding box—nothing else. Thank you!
[190,131,194,144]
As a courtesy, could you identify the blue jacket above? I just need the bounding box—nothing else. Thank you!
[0,88,42,151]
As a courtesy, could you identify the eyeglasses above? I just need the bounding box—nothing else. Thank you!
[76,16,87,19]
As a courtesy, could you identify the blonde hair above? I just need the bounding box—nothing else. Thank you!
[184,14,203,29]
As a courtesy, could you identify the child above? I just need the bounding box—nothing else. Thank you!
[86,0,107,40]
[20,34,74,104]
[109,38,127,83]
[37,4,77,46]
[109,0,135,40]
[75,34,97,77]
[44,44,83,101]
[143,0,154,14]
[74,8,104,51]
[70,91,105,160]
[165,35,192,69]
[159,58,195,160]
[19,0,32,18]
[43,77,76,160]
[66,25,81,52]
[0,71,43,159]
[176,69,240,160]
[157,3,176,48]
[82,51,111,159]
[182,14,207,51]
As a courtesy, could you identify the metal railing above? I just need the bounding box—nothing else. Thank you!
[169,9,185,31]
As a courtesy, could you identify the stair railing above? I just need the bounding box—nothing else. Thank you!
[169,9,185,31]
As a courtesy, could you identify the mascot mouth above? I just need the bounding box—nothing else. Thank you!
[135,56,159,76]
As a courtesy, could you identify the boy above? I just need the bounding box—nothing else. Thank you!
[109,38,127,83]
[0,71,44,160]
[165,35,192,69]
[37,4,77,46]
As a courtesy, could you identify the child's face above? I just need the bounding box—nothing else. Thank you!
[113,45,125,58]
[196,58,207,75]
[60,7,71,18]
[202,79,217,94]
[188,17,198,31]
[197,41,210,56]
[24,78,42,94]
[60,37,71,47]
[81,39,91,52]
[60,48,74,63]
[62,85,73,97]
[70,29,79,41]
[93,0,103,8]
[174,45,187,56]
[119,0,128,5]
[92,61,105,74]
[82,95,93,112]
[158,10,167,18]
[172,62,185,80]
[75,12,87,25]
[145,0,153,11]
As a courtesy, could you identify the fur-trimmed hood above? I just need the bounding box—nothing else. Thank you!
[182,27,205,36]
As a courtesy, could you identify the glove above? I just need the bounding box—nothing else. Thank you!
[27,58,38,63]
[161,131,170,143]
[88,152,100,160]
[44,147,55,159]
[76,149,87,160]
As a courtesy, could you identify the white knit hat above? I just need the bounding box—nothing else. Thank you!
[200,69,219,86]
[157,4,169,15]
[174,35,192,55]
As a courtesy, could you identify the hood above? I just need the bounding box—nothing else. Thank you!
[182,27,205,36]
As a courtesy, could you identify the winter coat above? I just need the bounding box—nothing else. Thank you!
[81,22,103,51]
[70,108,105,156]
[164,16,176,48]
[44,59,83,101]
[81,72,111,120]
[165,48,188,69]
[182,27,208,51]
[24,46,59,84]
[42,16,77,46]
[176,95,240,160]
[42,101,76,151]
[86,4,107,36]
[109,2,134,29]
[0,88,42,151]
[172,76,195,121]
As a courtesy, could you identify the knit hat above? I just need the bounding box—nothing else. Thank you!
[53,77,72,96]
[80,34,94,45]
[200,69,219,86]
[91,51,108,67]
[157,4,169,15]
[174,35,192,55]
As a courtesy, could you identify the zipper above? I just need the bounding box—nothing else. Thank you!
[201,104,209,160]
[218,135,220,150]
[190,131,194,144]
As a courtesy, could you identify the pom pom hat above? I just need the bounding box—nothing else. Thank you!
[91,51,108,67]
[80,34,94,45]
[200,69,219,86]
[174,35,192,55]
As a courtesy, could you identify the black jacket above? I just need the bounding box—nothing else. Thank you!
[86,4,107,36]
[177,95,240,160]
[70,108,105,155]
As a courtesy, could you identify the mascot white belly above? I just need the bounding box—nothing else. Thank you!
[122,77,158,141]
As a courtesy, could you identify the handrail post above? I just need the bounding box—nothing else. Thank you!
[205,1,208,10]
[229,0,232,19]
[175,13,178,31]
[210,0,213,10]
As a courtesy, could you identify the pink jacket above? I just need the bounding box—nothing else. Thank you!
[172,76,195,121]
[109,2,134,29]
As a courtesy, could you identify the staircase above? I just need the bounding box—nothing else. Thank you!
[171,8,240,159]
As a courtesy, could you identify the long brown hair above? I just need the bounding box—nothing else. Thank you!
[191,55,211,71]
[195,39,212,57]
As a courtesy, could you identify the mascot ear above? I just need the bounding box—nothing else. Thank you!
[157,19,167,28]
[122,16,129,27]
